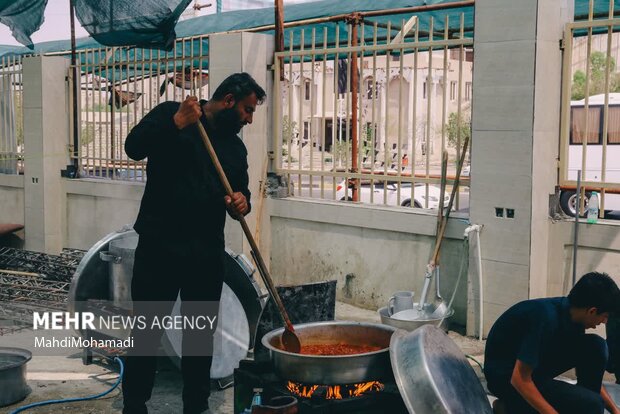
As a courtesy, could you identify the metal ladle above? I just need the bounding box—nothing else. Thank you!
[418,136,470,320]
[196,122,302,353]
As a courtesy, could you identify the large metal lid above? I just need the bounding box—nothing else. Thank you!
[389,325,492,414]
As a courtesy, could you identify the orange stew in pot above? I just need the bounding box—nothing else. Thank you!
[299,343,382,355]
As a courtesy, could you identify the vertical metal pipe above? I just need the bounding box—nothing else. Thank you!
[70,0,79,171]
[275,0,285,80]
[350,17,359,201]
[572,170,581,287]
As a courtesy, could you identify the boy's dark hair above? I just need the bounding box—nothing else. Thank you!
[568,272,620,313]
[211,72,266,104]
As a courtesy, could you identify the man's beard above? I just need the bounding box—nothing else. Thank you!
[215,108,243,135]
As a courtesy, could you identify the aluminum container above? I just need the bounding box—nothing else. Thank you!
[0,347,32,407]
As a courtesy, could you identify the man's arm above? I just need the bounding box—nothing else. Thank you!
[511,359,558,414]
[125,97,201,161]
[601,384,620,414]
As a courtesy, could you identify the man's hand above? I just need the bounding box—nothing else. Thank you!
[173,96,201,130]
[225,192,249,219]
[511,360,558,414]
[601,385,620,414]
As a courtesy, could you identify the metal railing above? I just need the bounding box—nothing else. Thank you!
[0,55,25,175]
[560,1,620,214]
[273,14,473,211]
[70,36,210,181]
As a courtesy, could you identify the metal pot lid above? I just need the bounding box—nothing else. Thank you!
[389,325,492,414]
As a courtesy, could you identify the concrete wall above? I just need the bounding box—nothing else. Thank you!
[64,179,142,248]
[0,174,24,225]
[547,221,620,297]
[268,198,470,325]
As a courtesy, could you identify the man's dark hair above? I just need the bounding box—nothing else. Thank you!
[211,72,266,104]
[568,272,620,313]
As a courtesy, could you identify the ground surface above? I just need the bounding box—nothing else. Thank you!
[1,302,618,414]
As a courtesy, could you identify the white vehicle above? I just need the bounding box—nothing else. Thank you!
[336,180,450,209]
[563,94,620,216]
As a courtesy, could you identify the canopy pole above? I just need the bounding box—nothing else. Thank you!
[275,0,285,80]
[69,0,79,173]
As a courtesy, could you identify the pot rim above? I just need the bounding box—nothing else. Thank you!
[261,320,396,358]
[0,347,32,371]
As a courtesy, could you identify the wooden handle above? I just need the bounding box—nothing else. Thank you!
[430,135,470,266]
[195,122,295,331]
[435,151,449,266]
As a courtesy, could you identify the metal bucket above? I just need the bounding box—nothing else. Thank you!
[261,321,396,384]
[0,347,32,407]
[99,235,138,308]
[378,305,453,332]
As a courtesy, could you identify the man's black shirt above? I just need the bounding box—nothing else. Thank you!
[125,100,251,247]
[484,297,585,379]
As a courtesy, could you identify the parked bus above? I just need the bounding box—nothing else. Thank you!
[562,94,620,216]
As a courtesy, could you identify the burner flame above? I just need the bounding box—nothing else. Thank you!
[286,380,384,399]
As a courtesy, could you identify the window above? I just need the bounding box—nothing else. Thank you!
[570,107,601,144]
[304,79,311,100]
[450,81,457,101]
[465,82,472,101]
[608,107,620,144]
[423,82,427,99]
[303,121,309,141]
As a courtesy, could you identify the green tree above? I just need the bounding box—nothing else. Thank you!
[445,111,471,150]
[281,115,298,144]
[571,51,620,100]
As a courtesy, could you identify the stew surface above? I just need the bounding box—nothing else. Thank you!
[299,343,382,355]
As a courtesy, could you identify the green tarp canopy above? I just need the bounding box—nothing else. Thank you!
[0,0,618,82]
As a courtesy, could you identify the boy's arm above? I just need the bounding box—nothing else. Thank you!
[511,359,558,414]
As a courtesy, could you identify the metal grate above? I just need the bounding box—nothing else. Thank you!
[0,247,84,335]
[0,55,25,175]
[0,247,85,282]
[274,14,472,211]
[560,0,620,214]
[70,36,210,181]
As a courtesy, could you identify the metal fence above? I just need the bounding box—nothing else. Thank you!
[71,36,210,181]
[560,3,620,215]
[0,55,25,175]
[273,14,473,211]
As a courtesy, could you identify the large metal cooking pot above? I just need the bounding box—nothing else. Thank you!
[0,347,31,407]
[69,228,265,379]
[261,321,396,384]
[99,235,138,308]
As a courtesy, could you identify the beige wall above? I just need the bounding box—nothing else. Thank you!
[547,220,620,297]
[0,175,24,225]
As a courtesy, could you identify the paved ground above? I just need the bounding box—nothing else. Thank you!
[1,302,618,414]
